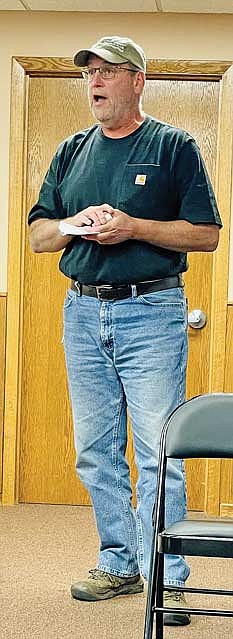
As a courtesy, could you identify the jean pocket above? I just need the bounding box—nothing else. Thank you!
[137,290,188,325]
[137,287,185,306]
[64,288,77,309]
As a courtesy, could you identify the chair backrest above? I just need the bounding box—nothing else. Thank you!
[165,393,233,459]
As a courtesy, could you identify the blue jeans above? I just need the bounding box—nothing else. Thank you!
[63,285,190,586]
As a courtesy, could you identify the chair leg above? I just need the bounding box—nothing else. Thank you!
[144,531,159,639]
[144,549,164,639]
[144,573,155,639]
[154,552,164,639]
[155,613,163,639]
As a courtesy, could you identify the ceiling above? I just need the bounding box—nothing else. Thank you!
[1,0,233,13]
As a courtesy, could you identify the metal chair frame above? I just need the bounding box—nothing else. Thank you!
[144,392,233,639]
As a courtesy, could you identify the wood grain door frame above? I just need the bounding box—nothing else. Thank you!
[3,57,233,509]
[0,293,7,496]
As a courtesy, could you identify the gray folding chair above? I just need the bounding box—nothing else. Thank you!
[144,392,233,639]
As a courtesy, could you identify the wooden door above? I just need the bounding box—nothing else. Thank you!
[3,58,233,512]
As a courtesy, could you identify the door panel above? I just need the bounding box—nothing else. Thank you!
[20,75,219,508]
[144,80,219,511]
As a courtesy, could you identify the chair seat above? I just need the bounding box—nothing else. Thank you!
[159,518,233,558]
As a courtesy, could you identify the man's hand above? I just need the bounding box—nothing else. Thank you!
[82,209,219,252]
[66,204,114,230]
[82,209,137,244]
[29,204,114,253]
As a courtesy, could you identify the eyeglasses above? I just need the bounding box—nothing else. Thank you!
[81,65,138,81]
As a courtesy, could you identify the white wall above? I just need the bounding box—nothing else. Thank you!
[1,11,233,295]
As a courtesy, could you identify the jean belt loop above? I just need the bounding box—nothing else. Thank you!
[131,284,137,298]
[74,281,81,296]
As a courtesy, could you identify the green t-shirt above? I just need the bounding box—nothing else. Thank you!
[28,115,222,285]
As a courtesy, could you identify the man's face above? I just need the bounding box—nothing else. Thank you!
[86,55,140,129]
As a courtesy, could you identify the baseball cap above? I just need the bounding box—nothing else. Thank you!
[74,35,146,73]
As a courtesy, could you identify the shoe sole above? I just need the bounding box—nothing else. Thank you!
[71,583,144,601]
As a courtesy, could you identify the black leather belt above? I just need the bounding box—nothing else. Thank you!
[71,275,183,302]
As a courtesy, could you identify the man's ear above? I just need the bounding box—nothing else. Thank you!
[133,71,145,95]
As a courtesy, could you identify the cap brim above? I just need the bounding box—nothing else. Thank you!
[74,46,128,68]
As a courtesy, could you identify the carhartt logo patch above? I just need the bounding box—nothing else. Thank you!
[135,174,147,185]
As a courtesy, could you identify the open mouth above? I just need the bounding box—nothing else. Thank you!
[93,95,107,105]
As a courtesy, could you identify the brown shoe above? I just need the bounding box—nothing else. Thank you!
[71,569,144,601]
[163,590,191,626]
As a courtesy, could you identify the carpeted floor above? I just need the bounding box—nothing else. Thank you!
[0,504,233,638]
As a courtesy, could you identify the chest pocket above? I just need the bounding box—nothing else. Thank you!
[118,163,168,219]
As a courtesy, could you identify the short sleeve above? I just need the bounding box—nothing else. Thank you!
[28,155,64,225]
[174,138,222,227]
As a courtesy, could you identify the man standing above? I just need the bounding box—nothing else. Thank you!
[28,36,222,626]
